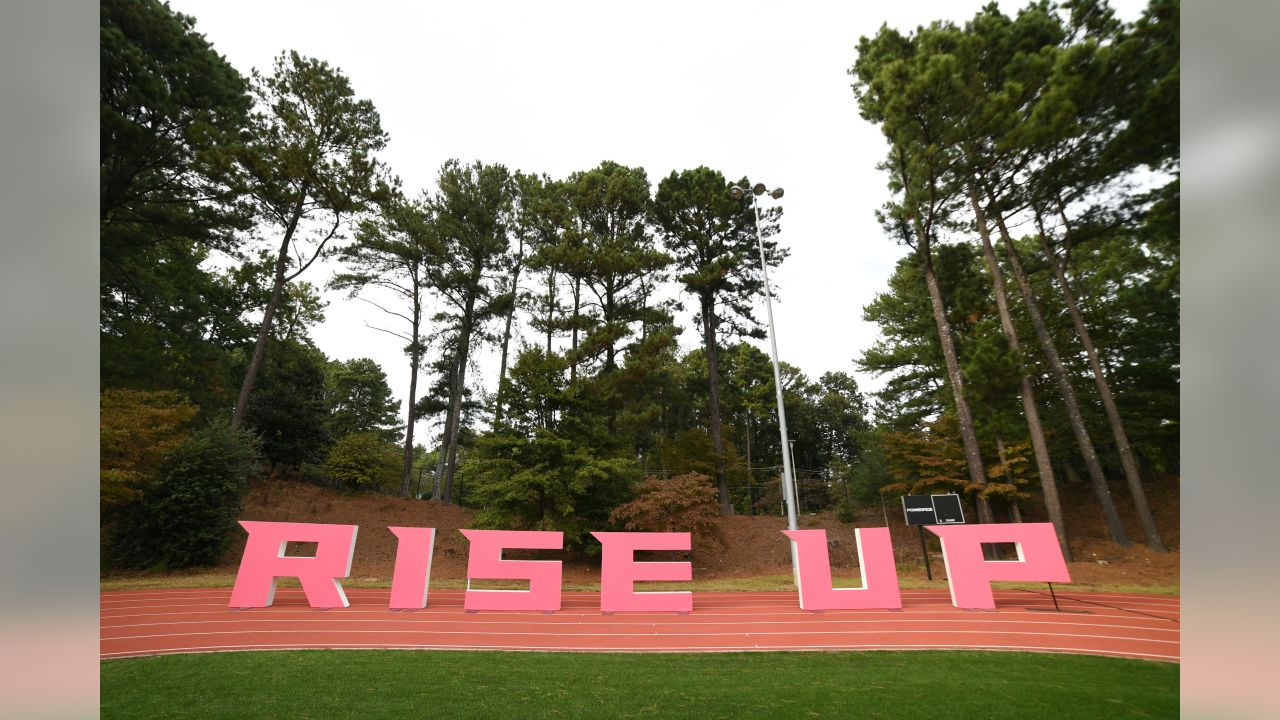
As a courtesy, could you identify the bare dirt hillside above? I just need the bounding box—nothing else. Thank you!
[209,474,1179,589]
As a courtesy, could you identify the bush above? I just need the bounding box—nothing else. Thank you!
[834,498,857,524]
[468,429,634,550]
[108,422,261,570]
[324,431,402,493]
[100,388,198,517]
[610,472,724,548]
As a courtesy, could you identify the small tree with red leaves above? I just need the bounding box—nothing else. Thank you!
[610,472,724,549]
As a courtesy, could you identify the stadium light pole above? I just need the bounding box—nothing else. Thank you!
[730,182,799,535]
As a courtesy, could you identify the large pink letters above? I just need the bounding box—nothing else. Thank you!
[387,527,436,610]
[783,528,901,610]
[228,521,358,609]
[927,522,1071,609]
[592,532,692,613]
[460,529,563,612]
[227,521,1074,613]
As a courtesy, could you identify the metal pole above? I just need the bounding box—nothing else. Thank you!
[753,193,799,534]
[918,525,933,581]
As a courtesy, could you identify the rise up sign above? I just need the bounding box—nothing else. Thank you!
[228,520,1070,613]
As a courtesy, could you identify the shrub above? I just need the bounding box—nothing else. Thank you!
[835,498,857,524]
[468,429,634,550]
[109,422,261,570]
[324,431,402,493]
[100,388,198,516]
[610,472,724,548]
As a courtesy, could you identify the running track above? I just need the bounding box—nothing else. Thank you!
[100,588,1179,663]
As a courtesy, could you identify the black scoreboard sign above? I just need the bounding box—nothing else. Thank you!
[901,494,966,526]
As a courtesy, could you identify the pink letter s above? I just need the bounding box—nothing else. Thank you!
[460,529,563,612]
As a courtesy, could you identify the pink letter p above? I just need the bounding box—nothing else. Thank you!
[928,522,1071,609]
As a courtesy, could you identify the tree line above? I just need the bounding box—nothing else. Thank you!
[99,0,1177,569]
[851,0,1179,558]
[99,0,875,566]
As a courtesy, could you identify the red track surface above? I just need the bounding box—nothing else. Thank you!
[101,588,1179,663]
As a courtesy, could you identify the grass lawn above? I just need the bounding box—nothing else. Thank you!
[101,650,1178,719]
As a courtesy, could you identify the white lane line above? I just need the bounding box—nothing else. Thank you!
[101,628,1179,644]
[100,617,1180,634]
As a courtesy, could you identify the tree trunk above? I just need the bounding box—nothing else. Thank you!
[493,237,524,429]
[399,294,422,498]
[968,185,1070,558]
[745,412,753,515]
[431,365,453,503]
[995,434,1026,525]
[231,191,307,428]
[544,269,556,356]
[1039,207,1166,551]
[702,299,732,515]
[988,208,1132,546]
[911,220,993,524]
[569,277,581,384]
[442,299,476,504]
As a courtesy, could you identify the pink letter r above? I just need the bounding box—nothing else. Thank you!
[228,521,358,609]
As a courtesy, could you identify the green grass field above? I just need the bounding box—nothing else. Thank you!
[101,650,1177,719]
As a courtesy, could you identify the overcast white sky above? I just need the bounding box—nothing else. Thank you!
[170,0,1147,440]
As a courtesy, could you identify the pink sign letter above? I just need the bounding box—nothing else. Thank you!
[783,528,901,610]
[927,522,1071,609]
[228,521,358,609]
[592,532,692,613]
[460,529,563,612]
[387,527,436,610]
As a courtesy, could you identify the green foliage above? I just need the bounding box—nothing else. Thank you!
[878,412,974,498]
[100,388,199,515]
[109,422,262,570]
[100,0,257,414]
[860,243,992,429]
[467,429,635,550]
[324,432,402,492]
[325,358,402,442]
[244,340,332,467]
[653,167,785,338]
[562,161,670,374]
[100,0,251,252]
[239,50,391,239]
[610,473,724,548]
